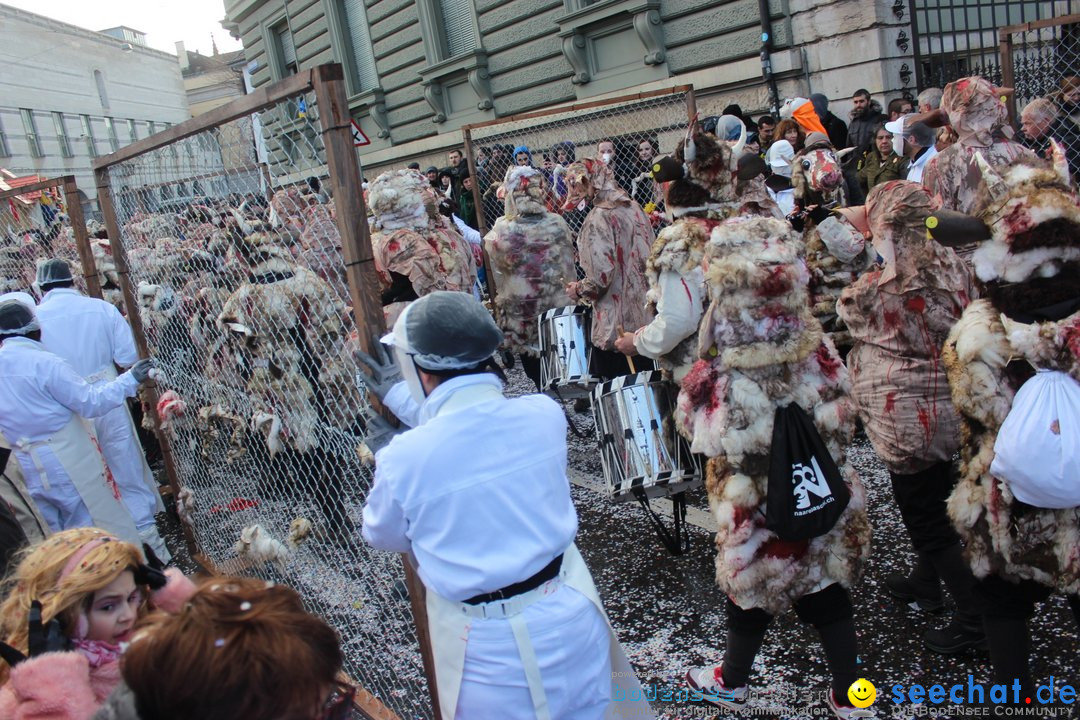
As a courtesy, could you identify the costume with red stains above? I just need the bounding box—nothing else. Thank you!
[678,216,869,703]
[367,169,476,326]
[838,181,982,650]
[622,126,780,386]
[938,144,1080,691]
[483,167,575,388]
[562,158,653,358]
[791,133,871,350]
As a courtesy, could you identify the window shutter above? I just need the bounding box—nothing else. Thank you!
[440,0,477,57]
[280,29,297,71]
[342,0,379,91]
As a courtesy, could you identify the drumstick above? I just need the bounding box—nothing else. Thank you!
[618,325,637,374]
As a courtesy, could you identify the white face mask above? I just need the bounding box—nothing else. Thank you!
[600,152,613,164]
[393,344,427,404]
[892,134,906,157]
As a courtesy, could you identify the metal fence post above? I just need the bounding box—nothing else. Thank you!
[94,166,197,559]
[62,175,102,300]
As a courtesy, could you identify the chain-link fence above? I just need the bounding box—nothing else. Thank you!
[92,65,424,720]
[462,86,696,244]
[1000,14,1080,182]
[0,175,101,301]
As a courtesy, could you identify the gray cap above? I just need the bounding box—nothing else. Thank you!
[382,291,503,371]
[36,258,73,286]
[0,298,39,336]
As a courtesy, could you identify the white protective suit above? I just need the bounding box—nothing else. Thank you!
[0,336,143,545]
[363,374,653,720]
[36,288,166,555]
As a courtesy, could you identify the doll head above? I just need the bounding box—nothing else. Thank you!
[0,528,147,678]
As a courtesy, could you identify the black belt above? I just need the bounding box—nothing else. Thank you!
[463,554,563,605]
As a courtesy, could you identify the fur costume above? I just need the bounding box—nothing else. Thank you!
[637,128,779,384]
[923,76,1039,214]
[562,158,654,350]
[943,148,1080,593]
[367,169,476,320]
[483,167,576,355]
[791,134,870,349]
[838,181,975,475]
[676,216,870,614]
[217,233,359,454]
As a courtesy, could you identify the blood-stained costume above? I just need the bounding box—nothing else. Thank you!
[562,159,653,376]
[678,216,870,712]
[367,170,476,326]
[483,167,576,389]
[938,146,1080,693]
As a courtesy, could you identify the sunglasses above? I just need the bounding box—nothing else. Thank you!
[318,681,356,720]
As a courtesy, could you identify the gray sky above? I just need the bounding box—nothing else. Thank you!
[3,0,243,56]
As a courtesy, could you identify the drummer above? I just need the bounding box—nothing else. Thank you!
[562,158,654,380]
[614,123,768,385]
[358,291,653,720]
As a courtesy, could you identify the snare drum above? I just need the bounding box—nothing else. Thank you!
[538,306,596,399]
[592,371,703,502]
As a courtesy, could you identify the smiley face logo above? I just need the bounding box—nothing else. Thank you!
[848,679,876,708]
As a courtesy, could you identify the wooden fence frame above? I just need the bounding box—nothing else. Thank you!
[998,13,1080,121]
[91,63,417,720]
[0,174,100,299]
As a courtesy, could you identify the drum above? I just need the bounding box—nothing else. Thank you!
[538,306,596,399]
[592,371,703,502]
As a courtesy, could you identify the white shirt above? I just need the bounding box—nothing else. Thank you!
[768,186,796,216]
[363,374,578,601]
[0,337,139,444]
[452,214,482,248]
[36,288,138,376]
[634,267,704,383]
[907,144,939,185]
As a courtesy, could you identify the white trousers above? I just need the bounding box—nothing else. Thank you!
[454,585,612,720]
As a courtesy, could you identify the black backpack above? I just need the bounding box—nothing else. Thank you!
[764,403,850,541]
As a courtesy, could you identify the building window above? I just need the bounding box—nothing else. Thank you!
[81,115,97,158]
[20,109,43,158]
[93,69,111,109]
[332,0,379,95]
[52,112,73,158]
[147,120,157,135]
[128,119,139,143]
[417,0,479,64]
[269,21,299,79]
[0,115,10,157]
[104,117,120,152]
[440,0,478,57]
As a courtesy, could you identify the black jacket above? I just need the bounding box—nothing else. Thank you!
[847,100,887,152]
[821,111,849,149]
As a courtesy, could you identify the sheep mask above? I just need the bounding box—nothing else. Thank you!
[650,121,758,217]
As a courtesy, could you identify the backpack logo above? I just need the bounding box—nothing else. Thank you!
[791,456,835,514]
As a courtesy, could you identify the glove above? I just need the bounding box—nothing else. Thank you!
[132,543,168,591]
[354,340,402,402]
[364,414,404,453]
[0,601,66,667]
[130,358,155,383]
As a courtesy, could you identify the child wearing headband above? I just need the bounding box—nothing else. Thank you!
[0,527,195,718]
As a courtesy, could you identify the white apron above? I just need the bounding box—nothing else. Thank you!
[85,366,164,516]
[7,415,142,546]
[424,544,655,720]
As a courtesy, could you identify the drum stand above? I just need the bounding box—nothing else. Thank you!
[633,488,691,555]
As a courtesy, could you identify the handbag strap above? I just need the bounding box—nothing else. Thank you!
[633,488,690,555]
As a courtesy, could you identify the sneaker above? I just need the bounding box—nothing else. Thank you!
[884,571,945,614]
[827,690,876,719]
[923,617,986,655]
[685,665,748,711]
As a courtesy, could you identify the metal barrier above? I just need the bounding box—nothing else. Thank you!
[92,64,426,720]
[1000,13,1080,172]
[462,86,696,244]
[0,175,99,300]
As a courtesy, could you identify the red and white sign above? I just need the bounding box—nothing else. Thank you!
[351,119,370,147]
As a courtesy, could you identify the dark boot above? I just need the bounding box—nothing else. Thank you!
[923,544,986,654]
[983,614,1033,701]
[885,551,944,613]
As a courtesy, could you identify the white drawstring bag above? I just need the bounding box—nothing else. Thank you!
[990,369,1080,509]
